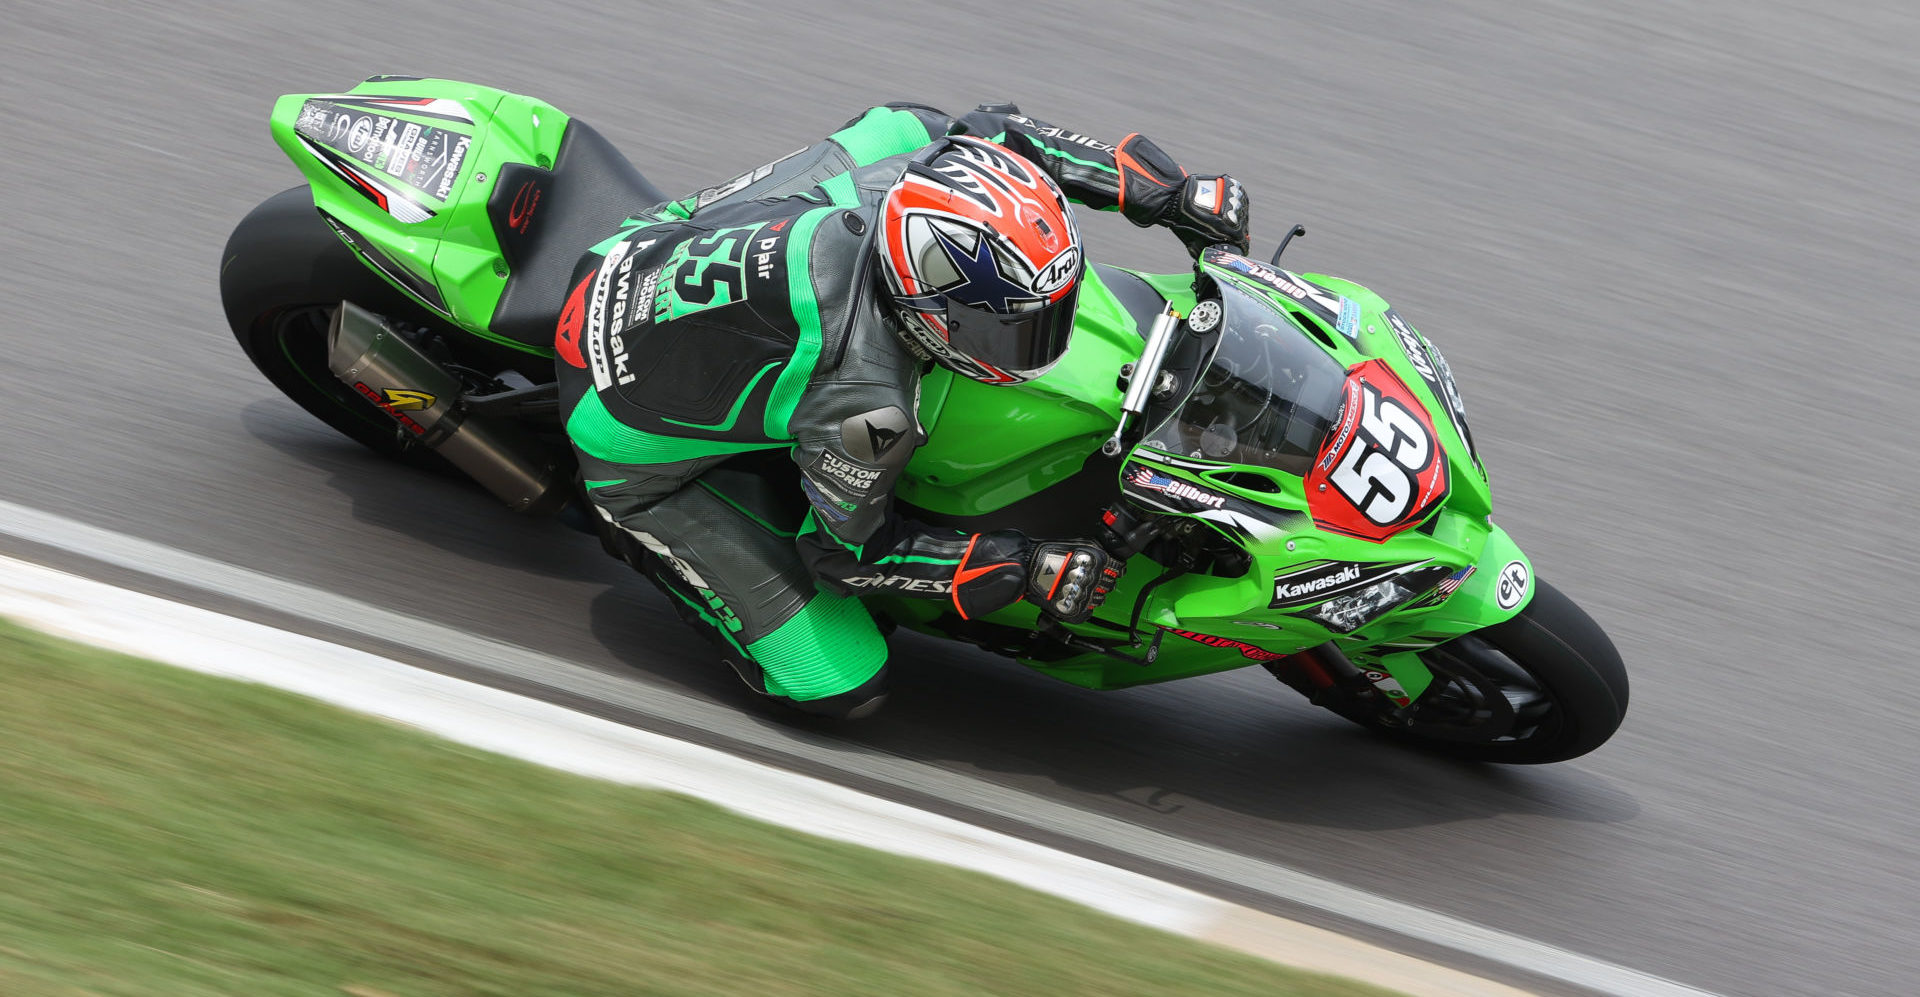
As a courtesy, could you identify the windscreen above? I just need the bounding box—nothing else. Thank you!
[1140,279,1349,477]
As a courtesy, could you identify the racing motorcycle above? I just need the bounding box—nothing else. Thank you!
[221,77,1627,763]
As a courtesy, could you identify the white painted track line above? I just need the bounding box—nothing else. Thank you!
[0,552,1518,996]
[0,498,1720,997]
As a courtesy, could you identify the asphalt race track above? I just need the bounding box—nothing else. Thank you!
[5,3,1919,994]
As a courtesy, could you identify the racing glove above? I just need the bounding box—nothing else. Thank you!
[1114,133,1252,257]
[1027,539,1126,623]
[950,531,1126,624]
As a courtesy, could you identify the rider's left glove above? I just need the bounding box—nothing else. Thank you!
[1025,540,1126,624]
[948,532,1125,624]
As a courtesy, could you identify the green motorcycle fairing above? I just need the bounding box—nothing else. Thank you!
[884,252,1536,697]
[269,77,570,353]
[265,78,1535,701]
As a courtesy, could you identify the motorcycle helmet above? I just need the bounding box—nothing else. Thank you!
[876,136,1084,384]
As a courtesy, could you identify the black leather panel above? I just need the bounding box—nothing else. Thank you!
[487,120,669,350]
[1090,263,1168,340]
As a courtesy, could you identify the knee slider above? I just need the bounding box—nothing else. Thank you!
[783,666,891,720]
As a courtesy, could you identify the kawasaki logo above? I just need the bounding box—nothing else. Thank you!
[1269,560,1437,609]
[1273,563,1362,604]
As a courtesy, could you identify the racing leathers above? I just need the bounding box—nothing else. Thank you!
[555,102,1249,717]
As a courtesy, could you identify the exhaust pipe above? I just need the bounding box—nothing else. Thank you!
[327,301,569,514]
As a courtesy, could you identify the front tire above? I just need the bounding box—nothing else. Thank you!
[1338,579,1628,763]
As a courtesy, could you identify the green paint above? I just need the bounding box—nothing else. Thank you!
[584,478,628,489]
[662,361,783,432]
[867,259,1536,694]
[268,80,569,350]
[265,77,1541,707]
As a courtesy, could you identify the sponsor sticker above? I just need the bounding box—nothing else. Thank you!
[1272,562,1365,607]
[1032,245,1081,295]
[1207,250,1348,325]
[586,240,633,391]
[799,478,853,522]
[1335,297,1361,340]
[1159,627,1289,662]
[385,122,422,178]
[1123,463,1227,510]
[1270,559,1430,609]
[1386,311,1436,383]
[434,136,470,200]
[1360,668,1414,708]
[380,388,436,411]
[1495,560,1530,610]
[295,98,472,202]
[1303,359,1450,542]
[813,450,884,495]
[352,382,425,436]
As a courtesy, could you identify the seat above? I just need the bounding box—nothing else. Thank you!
[485,120,669,350]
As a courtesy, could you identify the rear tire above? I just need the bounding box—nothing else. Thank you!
[1334,579,1628,764]
[220,187,458,465]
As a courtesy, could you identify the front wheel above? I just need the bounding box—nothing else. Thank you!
[1331,579,1628,763]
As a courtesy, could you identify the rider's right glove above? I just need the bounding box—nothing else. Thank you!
[951,532,1126,624]
[1114,133,1252,257]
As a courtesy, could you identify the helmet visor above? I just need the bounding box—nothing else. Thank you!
[941,284,1080,379]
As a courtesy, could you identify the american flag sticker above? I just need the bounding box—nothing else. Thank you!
[1434,565,1476,599]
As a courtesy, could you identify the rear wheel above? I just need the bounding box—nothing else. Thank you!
[1329,579,1628,763]
[221,186,547,466]
[222,187,463,464]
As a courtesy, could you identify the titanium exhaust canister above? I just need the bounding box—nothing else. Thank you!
[326,301,567,514]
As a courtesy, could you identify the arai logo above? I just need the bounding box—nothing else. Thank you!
[1032,245,1081,295]
[1495,560,1530,610]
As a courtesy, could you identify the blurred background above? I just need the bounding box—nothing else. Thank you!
[3,2,1918,994]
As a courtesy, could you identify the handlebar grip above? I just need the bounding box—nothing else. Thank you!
[1096,503,1163,560]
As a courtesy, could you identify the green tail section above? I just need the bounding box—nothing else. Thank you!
[269,77,570,354]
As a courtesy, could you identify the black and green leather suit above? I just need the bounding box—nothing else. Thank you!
[556,102,1245,717]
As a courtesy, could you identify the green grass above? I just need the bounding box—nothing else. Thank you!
[0,619,1399,997]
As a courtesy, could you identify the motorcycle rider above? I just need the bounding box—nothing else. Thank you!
[556,101,1250,718]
